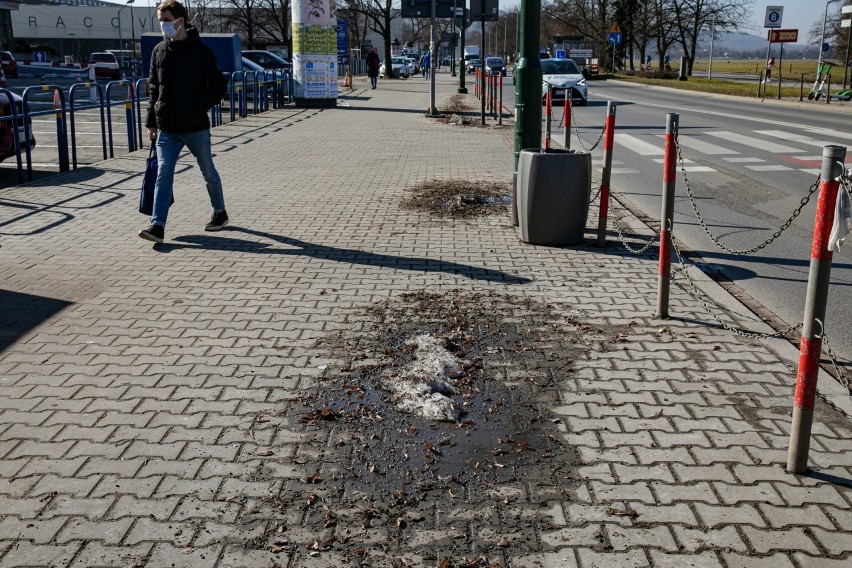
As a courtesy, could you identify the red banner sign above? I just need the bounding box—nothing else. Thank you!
[768,29,799,43]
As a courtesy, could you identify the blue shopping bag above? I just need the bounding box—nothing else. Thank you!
[138,145,173,215]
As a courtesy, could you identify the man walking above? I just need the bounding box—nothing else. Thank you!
[139,0,228,244]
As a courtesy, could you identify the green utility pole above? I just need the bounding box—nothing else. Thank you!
[459,12,468,94]
[512,0,542,217]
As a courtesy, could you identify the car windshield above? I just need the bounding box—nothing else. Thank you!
[541,59,581,74]
[486,58,503,66]
[90,54,115,63]
[391,57,407,64]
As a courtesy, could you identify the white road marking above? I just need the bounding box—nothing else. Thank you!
[745,165,794,171]
[664,134,739,155]
[614,133,664,156]
[754,130,841,148]
[706,131,803,153]
[723,157,765,163]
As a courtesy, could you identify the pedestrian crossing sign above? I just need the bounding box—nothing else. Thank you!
[609,23,621,34]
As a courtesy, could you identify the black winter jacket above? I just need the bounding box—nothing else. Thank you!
[146,27,227,134]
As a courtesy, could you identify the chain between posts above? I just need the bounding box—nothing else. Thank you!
[569,105,606,152]
[672,237,850,402]
[820,331,851,403]
[674,132,822,255]
[669,237,803,339]
[606,192,660,255]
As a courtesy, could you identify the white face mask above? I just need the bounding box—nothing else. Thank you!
[161,19,181,38]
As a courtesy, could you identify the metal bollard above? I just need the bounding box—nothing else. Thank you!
[826,74,831,104]
[800,73,804,102]
[787,144,847,474]
[544,85,552,150]
[596,102,617,247]
[757,72,764,98]
[563,91,570,150]
[124,84,136,153]
[656,113,679,318]
[498,75,503,126]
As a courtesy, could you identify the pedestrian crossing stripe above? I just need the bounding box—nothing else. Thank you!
[755,130,843,149]
[614,133,665,156]
[705,131,802,153]
[662,134,739,155]
[745,165,794,172]
[723,157,765,163]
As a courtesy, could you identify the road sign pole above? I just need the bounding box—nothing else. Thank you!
[845,21,851,88]
[480,16,486,125]
[430,0,437,115]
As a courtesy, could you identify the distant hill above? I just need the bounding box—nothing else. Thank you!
[700,31,818,59]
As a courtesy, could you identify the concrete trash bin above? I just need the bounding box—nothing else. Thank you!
[516,148,592,246]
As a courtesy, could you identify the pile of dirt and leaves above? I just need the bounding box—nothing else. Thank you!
[440,95,474,125]
[403,179,512,219]
[264,290,634,567]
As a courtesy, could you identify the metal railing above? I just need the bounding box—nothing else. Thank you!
[0,69,294,183]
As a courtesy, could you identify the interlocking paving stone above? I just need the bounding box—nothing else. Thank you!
[721,552,796,568]
[0,73,850,567]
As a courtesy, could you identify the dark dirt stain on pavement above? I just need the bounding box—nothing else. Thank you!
[267,289,633,567]
[403,180,512,219]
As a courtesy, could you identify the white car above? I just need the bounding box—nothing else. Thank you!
[541,58,588,106]
[404,57,418,75]
[380,57,410,78]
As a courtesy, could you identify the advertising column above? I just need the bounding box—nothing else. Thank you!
[291,0,338,107]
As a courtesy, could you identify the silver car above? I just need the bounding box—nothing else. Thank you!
[541,58,588,106]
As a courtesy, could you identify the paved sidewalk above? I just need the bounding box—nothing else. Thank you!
[0,71,850,568]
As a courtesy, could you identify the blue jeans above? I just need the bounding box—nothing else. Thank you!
[151,129,224,228]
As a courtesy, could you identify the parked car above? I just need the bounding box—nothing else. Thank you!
[0,91,36,163]
[380,57,409,78]
[242,50,293,71]
[541,58,588,106]
[404,57,419,75]
[484,56,506,76]
[0,51,19,79]
[242,57,264,74]
[88,52,120,79]
[466,59,482,73]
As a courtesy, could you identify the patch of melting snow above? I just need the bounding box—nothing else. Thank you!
[383,334,465,422]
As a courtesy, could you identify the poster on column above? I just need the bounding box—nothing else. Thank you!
[292,0,337,103]
[294,54,338,99]
[294,0,337,25]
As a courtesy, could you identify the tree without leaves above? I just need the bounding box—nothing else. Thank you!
[670,0,751,75]
[360,0,402,77]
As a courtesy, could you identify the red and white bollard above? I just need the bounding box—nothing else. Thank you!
[544,85,552,150]
[656,113,679,318]
[596,101,617,246]
[562,91,571,149]
[787,144,847,474]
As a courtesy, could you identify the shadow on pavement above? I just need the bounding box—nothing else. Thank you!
[0,289,72,353]
[158,227,532,284]
[806,470,852,489]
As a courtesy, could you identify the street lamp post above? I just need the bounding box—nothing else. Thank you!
[819,0,844,69]
[117,0,135,76]
[129,0,136,77]
[707,18,716,80]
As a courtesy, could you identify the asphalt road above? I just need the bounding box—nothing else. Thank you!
[535,80,852,373]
